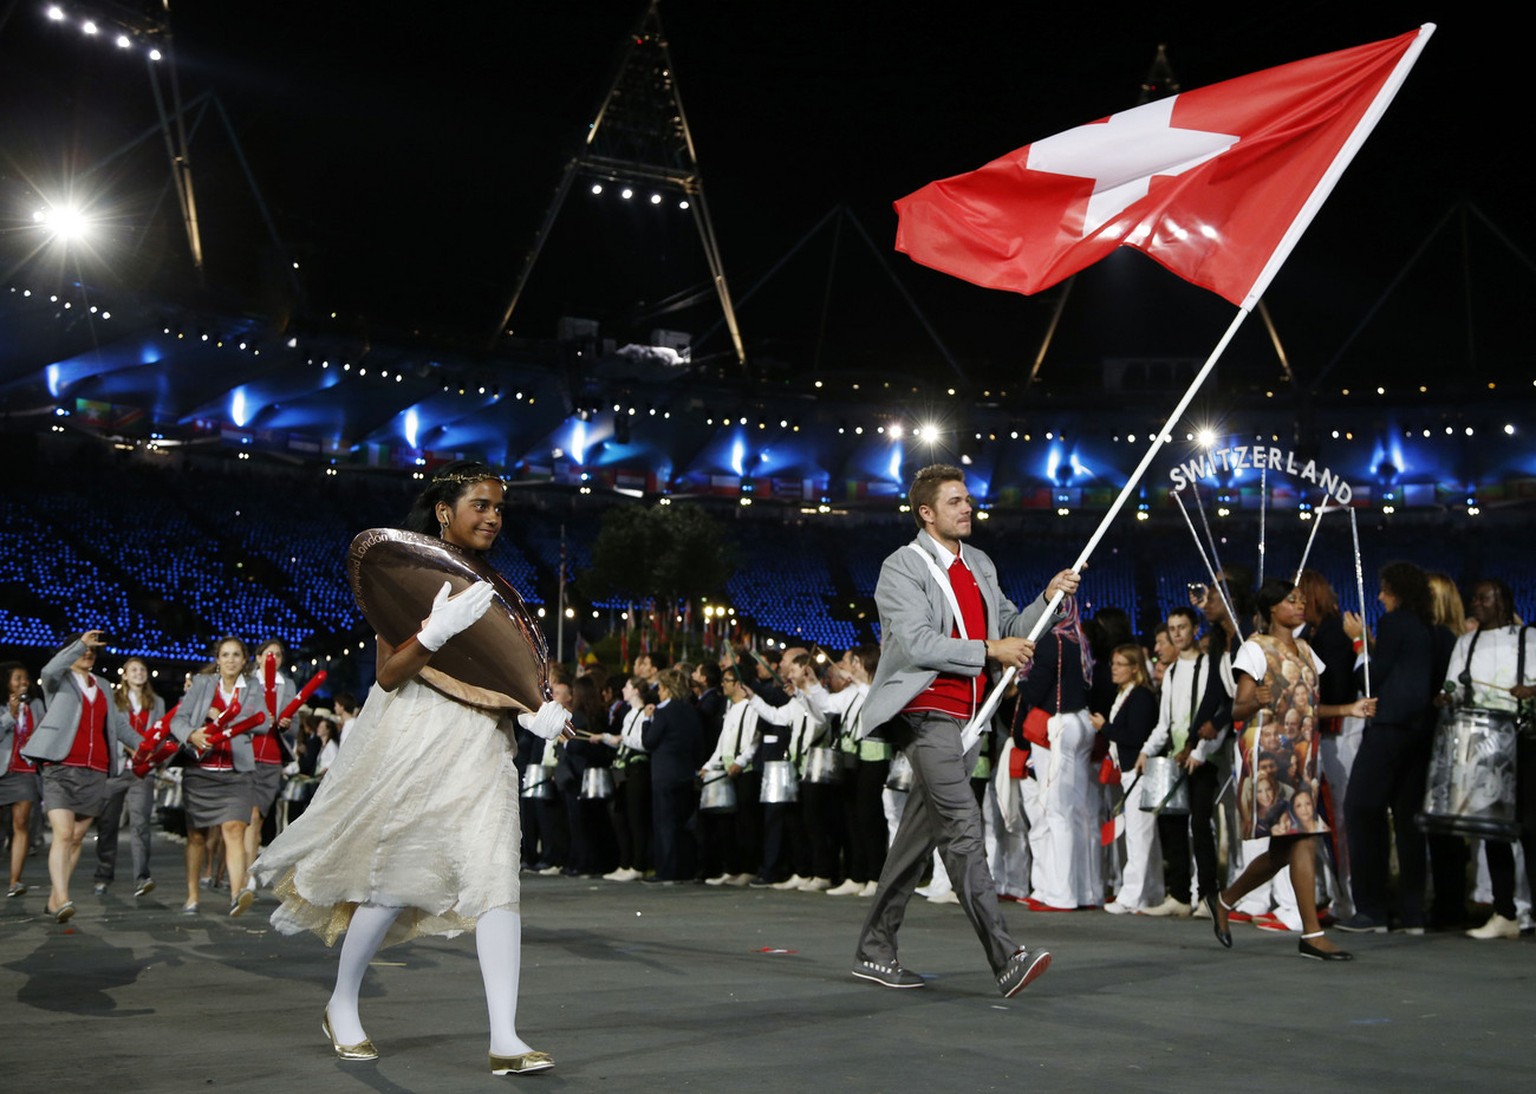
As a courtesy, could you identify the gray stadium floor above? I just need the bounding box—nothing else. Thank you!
[2,830,1532,1093]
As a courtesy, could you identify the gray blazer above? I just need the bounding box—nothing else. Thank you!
[171,674,268,773]
[859,534,1058,736]
[19,641,134,773]
[1,697,46,770]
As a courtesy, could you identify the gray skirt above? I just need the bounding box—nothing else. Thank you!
[0,768,42,806]
[182,767,253,828]
[41,764,109,818]
[249,763,283,815]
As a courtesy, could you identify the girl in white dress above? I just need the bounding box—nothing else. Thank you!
[254,462,569,1075]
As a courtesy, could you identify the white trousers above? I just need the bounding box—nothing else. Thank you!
[1115,767,1165,910]
[1026,711,1102,908]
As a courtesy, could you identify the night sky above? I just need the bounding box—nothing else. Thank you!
[2,2,1528,392]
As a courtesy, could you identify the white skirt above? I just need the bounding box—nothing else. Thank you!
[255,679,522,947]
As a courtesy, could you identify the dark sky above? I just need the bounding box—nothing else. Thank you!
[2,2,1528,391]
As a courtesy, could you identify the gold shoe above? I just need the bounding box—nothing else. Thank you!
[489,1050,554,1075]
[322,1011,379,1061]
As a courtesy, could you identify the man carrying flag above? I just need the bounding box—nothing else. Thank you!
[870,24,1433,975]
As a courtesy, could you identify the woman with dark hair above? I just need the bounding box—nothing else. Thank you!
[1,661,45,898]
[1335,561,1437,934]
[1212,579,1375,958]
[1087,606,1134,717]
[172,637,264,917]
[1093,643,1163,913]
[253,460,572,1075]
[596,674,653,882]
[558,674,617,876]
[97,657,165,898]
[1295,568,1360,919]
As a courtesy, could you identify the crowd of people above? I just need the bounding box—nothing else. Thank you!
[3,501,1533,967]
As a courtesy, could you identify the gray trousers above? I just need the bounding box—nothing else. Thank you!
[855,711,1017,974]
[94,771,155,883]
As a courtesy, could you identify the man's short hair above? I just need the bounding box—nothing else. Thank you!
[908,464,967,529]
[1167,606,1200,630]
[696,661,721,689]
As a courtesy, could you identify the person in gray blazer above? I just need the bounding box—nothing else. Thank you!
[851,464,1078,998]
[171,637,267,916]
[19,631,131,922]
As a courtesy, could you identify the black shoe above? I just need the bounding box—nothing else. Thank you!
[1298,934,1354,961]
[1207,895,1232,949]
[852,958,925,989]
[1334,913,1387,934]
[997,947,1051,997]
[639,876,675,886]
[748,876,774,888]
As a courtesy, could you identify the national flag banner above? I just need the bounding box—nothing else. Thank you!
[896,26,1433,309]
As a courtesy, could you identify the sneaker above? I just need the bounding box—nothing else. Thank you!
[93,882,109,895]
[703,874,732,887]
[770,874,808,891]
[537,865,563,877]
[5,883,26,898]
[858,881,879,897]
[1139,896,1192,918]
[927,890,960,905]
[1392,925,1426,936]
[1253,912,1293,933]
[797,877,832,893]
[602,867,637,882]
[748,875,776,888]
[852,958,925,989]
[134,878,156,898]
[725,874,754,888]
[997,947,1052,998]
[1192,901,1212,919]
[825,879,864,897]
[1103,900,1134,915]
[1466,913,1520,940]
[1334,913,1389,934]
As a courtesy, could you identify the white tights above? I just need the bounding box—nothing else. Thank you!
[326,902,530,1055]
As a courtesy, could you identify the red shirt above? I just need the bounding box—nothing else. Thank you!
[198,686,240,771]
[904,551,988,720]
[60,680,110,773]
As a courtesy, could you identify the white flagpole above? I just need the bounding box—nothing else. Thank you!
[1293,493,1333,582]
[1257,464,1267,586]
[1349,506,1371,698]
[961,24,1435,748]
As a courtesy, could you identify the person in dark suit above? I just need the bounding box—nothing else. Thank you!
[851,464,1077,997]
[642,669,705,882]
[692,661,727,746]
[1338,561,1437,933]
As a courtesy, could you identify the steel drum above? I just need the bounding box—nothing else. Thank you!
[520,765,555,801]
[699,773,738,813]
[1419,706,1520,841]
[579,766,614,801]
[759,760,799,804]
[347,528,550,713]
[1138,756,1189,815]
[801,746,843,786]
[885,752,914,792]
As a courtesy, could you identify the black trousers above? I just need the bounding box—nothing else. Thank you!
[621,762,653,872]
[800,781,842,880]
[761,801,807,881]
[651,776,696,881]
[1156,759,1220,904]
[1345,722,1430,927]
[1485,734,1536,921]
[838,757,890,885]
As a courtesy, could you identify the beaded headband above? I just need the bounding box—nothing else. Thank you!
[431,469,506,490]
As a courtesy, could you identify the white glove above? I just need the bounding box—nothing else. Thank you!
[416,580,495,652]
[518,701,570,741]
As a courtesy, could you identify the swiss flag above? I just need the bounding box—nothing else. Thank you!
[895,28,1429,308]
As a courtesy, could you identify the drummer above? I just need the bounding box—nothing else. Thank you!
[1451,580,1536,940]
